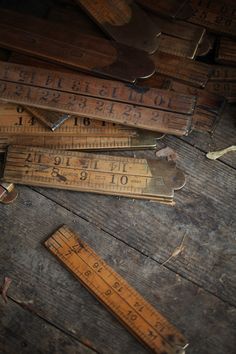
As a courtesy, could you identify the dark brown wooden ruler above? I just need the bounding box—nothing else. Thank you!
[0,80,192,136]
[207,65,236,102]
[0,61,195,115]
[24,107,70,131]
[151,51,213,88]
[216,37,236,65]
[44,225,188,354]
[171,81,226,132]
[136,0,193,20]
[73,0,160,54]
[0,11,155,83]
[3,145,186,204]
[0,103,163,152]
[147,13,205,59]
[188,0,236,37]
[211,66,236,81]
[0,60,195,135]
[205,81,236,103]
[137,73,173,90]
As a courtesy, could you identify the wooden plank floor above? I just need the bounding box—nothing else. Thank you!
[0,2,236,354]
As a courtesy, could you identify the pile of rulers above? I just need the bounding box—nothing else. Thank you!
[0,0,235,206]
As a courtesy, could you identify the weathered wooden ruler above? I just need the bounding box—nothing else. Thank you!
[0,61,195,136]
[216,37,236,65]
[0,104,163,152]
[0,10,155,83]
[45,225,188,354]
[3,145,186,204]
[137,0,193,20]
[206,65,236,102]
[151,51,213,88]
[188,0,236,37]
[148,14,205,59]
[205,81,236,103]
[210,66,236,81]
[73,0,160,53]
[171,80,226,132]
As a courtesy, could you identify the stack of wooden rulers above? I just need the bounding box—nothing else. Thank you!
[0,0,235,206]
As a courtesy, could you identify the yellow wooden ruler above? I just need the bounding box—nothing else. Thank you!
[45,225,188,354]
[0,104,163,151]
[3,145,186,204]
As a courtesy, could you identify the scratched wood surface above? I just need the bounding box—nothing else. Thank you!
[0,1,236,354]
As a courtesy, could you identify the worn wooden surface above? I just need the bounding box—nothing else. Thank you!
[0,2,236,354]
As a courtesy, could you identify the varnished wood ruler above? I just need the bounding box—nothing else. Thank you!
[0,10,155,83]
[216,37,236,65]
[188,0,236,37]
[137,0,193,20]
[45,225,188,354]
[74,0,160,53]
[151,51,213,88]
[3,145,186,204]
[149,14,205,59]
[0,61,194,136]
[170,80,226,133]
[0,104,163,151]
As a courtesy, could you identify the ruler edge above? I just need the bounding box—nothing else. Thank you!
[44,224,188,351]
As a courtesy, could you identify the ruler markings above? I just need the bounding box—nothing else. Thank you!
[3,146,186,203]
[45,226,188,353]
[0,80,191,135]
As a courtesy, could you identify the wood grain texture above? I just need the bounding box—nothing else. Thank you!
[33,136,236,307]
[0,187,236,354]
[0,299,96,354]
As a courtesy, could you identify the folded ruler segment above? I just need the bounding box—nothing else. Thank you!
[0,104,163,152]
[151,51,213,88]
[205,66,236,102]
[73,0,160,53]
[216,37,236,65]
[188,0,236,37]
[0,9,155,83]
[45,225,188,354]
[3,145,186,204]
[136,0,193,20]
[0,61,195,136]
[171,80,226,132]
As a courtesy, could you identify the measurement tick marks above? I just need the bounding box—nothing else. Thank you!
[3,145,186,204]
[45,225,189,353]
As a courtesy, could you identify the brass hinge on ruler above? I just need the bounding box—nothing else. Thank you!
[45,225,189,354]
[3,145,186,205]
[0,182,18,204]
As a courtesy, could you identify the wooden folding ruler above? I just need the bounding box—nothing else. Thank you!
[136,0,193,20]
[0,9,155,83]
[45,225,188,354]
[170,80,226,133]
[3,145,186,205]
[0,104,163,152]
[188,0,236,37]
[151,51,213,88]
[149,14,205,59]
[206,66,236,102]
[0,61,195,136]
[74,0,160,53]
[216,37,236,66]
